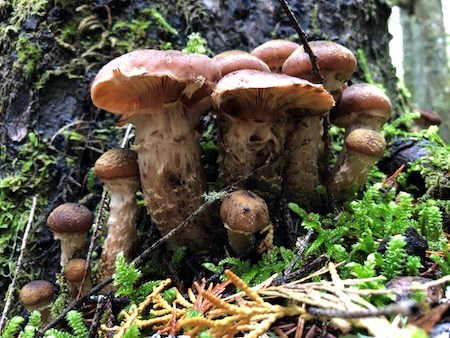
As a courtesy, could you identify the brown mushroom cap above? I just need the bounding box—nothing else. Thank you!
[91,49,221,121]
[64,258,90,283]
[417,108,442,125]
[345,129,386,158]
[220,190,269,234]
[47,203,93,234]
[282,40,356,88]
[212,69,335,122]
[331,83,392,128]
[19,280,54,310]
[213,50,271,76]
[94,148,139,180]
[250,39,300,72]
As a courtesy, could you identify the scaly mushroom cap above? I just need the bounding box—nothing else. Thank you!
[212,69,335,122]
[250,39,300,73]
[213,50,271,76]
[345,129,386,158]
[47,203,93,234]
[19,280,54,311]
[91,49,221,122]
[282,40,356,92]
[64,258,90,283]
[220,190,269,234]
[94,148,140,180]
[331,83,392,130]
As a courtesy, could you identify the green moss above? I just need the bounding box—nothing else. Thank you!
[14,34,42,78]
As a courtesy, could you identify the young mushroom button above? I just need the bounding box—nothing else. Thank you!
[64,258,92,300]
[46,203,93,267]
[220,190,270,255]
[94,148,140,283]
[91,49,221,251]
[213,50,271,76]
[19,280,54,326]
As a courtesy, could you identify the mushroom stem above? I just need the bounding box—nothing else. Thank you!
[54,233,86,267]
[127,102,208,249]
[284,116,324,211]
[97,178,139,283]
[226,231,255,256]
[219,115,286,200]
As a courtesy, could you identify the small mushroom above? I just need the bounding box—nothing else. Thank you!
[64,258,92,300]
[411,108,442,132]
[212,69,334,204]
[47,203,93,267]
[19,280,54,326]
[330,83,392,136]
[250,39,300,73]
[329,128,386,200]
[91,49,221,251]
[213,50,271,76]
[220,190,269,255]
[94,148,140,282]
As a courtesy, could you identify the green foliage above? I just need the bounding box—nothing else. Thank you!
[182,32,211,55]
[20,311,41,338]
[113,253,161,306]
[356,49,385,91]
[382,235,407,280]
[1,316,24,338]
[203,247,301,286]
[171,246,187,269]
[44,310,87,338]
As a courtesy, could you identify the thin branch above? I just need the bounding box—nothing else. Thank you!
[0,196,38,332]
[283,229,314,277]
[277,0,323,83]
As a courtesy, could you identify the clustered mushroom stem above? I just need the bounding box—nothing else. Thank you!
[97,179,139,283]
[128,102,207,246]
[284,116,324,211]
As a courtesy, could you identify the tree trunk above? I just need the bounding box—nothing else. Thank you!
[400,0,450,141]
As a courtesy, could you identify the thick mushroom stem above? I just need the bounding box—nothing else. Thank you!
[127,102,207,248]
[219,115,286,197]
[97,178,139,283]
[329,129,386,201]
[284,116,324,210]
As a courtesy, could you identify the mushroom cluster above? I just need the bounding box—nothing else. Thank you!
[86,40,392,257]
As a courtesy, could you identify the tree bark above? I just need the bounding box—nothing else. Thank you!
[400,0,450,141]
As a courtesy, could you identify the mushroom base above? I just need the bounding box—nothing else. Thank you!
[227,230,255,256]
[97,178,139,283]
[284,116,324,211]
[129,102,219,251]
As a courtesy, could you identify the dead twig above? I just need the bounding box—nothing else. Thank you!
[0,196,38,332]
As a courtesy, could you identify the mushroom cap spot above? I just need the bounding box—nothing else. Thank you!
[345,129,386,157]
[331,83,392,126]
[19,280,54,308]
[417,108,442,125]
[213,50,271,76]
[212,69,335,121]
[94,148,139,180]
[250,39,300,72]
[220,190,269,234]
[47,203,93,234]
[91,49,221,117]
[64,258,90,282]
[282,40,356,81]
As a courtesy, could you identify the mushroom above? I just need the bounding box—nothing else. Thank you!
[211,69,334,204]
[19,280,54,326]
[330,83,392,136]
[329,128,386,201]
[94,148,140,282]
[91,49,221,251]
[64,258,92,300]
[281,41,356,211]
[250,39,300,73]
[213,50,271,76]
[47,203,93,267]
[411,108,442,132]
[220,190,269,255]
